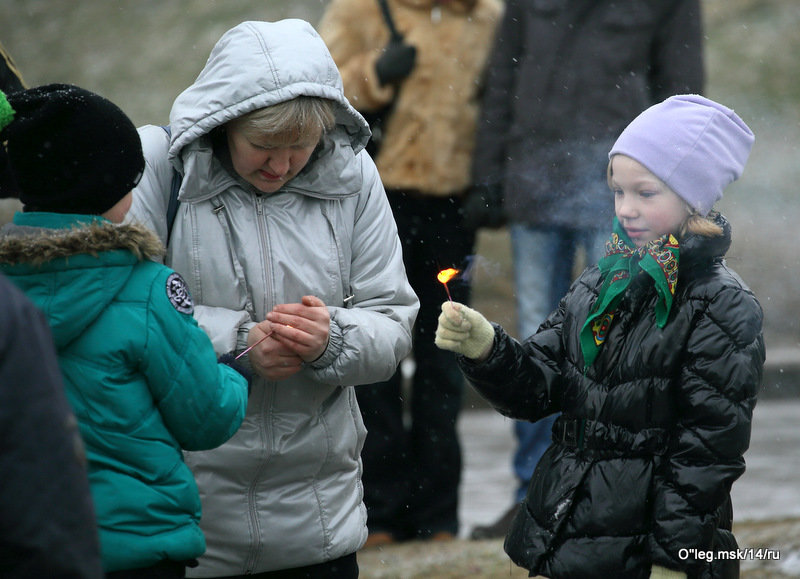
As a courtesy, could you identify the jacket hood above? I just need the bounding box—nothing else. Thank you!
[0,216,164,348]
[168,19,370,168]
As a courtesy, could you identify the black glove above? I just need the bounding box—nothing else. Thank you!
[461,183,507,231]
[375,40,417,86]
[218,352,253,394]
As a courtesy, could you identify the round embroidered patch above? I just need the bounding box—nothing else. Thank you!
[166,272,194,315]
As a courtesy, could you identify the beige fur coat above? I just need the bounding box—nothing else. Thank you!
[319,0,502,196]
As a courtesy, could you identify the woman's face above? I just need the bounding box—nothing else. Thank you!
[226,124,321,194]
[610,155,691,247]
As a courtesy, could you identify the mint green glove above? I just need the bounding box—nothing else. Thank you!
[435,301,494,361]
[650,565,687,579]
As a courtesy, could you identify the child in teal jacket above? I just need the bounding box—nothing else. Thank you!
[0,84,249,577]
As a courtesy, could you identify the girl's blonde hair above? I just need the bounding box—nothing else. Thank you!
[680,212,723,237]
[229,96,336,145]
[606,159,723,239]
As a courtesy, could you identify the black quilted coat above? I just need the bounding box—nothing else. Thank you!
[460,215,764,578]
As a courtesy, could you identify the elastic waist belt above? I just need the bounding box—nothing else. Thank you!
[552,416,669,455]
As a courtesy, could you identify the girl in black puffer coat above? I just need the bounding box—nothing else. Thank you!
[436,95,764,579]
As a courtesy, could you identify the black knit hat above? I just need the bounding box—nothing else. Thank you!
[0,83,144,214]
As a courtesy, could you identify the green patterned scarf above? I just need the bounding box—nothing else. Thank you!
[580,218,680,369]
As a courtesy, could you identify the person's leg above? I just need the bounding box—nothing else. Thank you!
[509,224,561,340]
[509,225,567,486]
[406,194,473,539]
[355,370,408,539]
[549,228,580,310]
[105,559,190,578]
[512,415,557,502]
[582,227,609,267]
[355,191,417,542]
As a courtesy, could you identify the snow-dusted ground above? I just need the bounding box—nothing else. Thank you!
[457,399,800,533]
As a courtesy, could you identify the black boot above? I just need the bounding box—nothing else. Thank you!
[469,503,521,540]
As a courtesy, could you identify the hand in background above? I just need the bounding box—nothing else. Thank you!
[375,40,417,86]
[435,301,494,361]
[461,183,506,231]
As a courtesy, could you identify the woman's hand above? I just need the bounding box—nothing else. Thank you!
[266,295,331,364]
[245,321,304,381]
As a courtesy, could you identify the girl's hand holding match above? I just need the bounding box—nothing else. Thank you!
[435,301,494,361]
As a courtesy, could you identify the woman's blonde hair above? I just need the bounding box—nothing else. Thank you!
[606,159,723,239]
[229,96,336,145]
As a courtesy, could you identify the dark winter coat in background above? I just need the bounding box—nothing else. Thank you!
[0,213,248,573]
[0,272,103,578]
[473,0,705,228]
[458,214,764,578]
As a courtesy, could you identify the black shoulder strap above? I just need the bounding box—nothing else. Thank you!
[160,125,182,244]
[376,0,403,42]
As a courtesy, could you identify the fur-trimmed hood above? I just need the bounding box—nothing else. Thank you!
[0,214,166,348]
[0,220,164,265]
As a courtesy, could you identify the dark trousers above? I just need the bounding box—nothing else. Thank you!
[105,559,192,578]
[357,190,475,539]
[221,553,358,579]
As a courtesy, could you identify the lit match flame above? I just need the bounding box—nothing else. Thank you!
[437,268,460,302]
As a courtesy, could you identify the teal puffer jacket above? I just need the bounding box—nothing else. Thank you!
[0,212,248,572]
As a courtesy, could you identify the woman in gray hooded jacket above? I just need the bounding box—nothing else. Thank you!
[127,19,419,578]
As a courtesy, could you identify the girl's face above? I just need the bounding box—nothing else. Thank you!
[610,155,691,247]
[226,124,321,194]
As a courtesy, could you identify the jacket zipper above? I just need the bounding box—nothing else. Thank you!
[242,194,274,573]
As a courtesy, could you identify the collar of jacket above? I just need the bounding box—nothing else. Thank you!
[677,212,732,272]
[0,212,164,266]
[177,130,363,205]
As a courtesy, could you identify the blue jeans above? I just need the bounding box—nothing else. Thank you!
[509,224,607,501]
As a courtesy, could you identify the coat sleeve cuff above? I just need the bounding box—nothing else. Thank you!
[234,321,258,369]
[306,320,343,370]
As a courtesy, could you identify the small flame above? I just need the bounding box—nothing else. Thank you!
[437,268,460,284]
[437,268,460,303]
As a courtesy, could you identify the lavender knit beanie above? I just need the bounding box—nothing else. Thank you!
[609,94,754,216]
